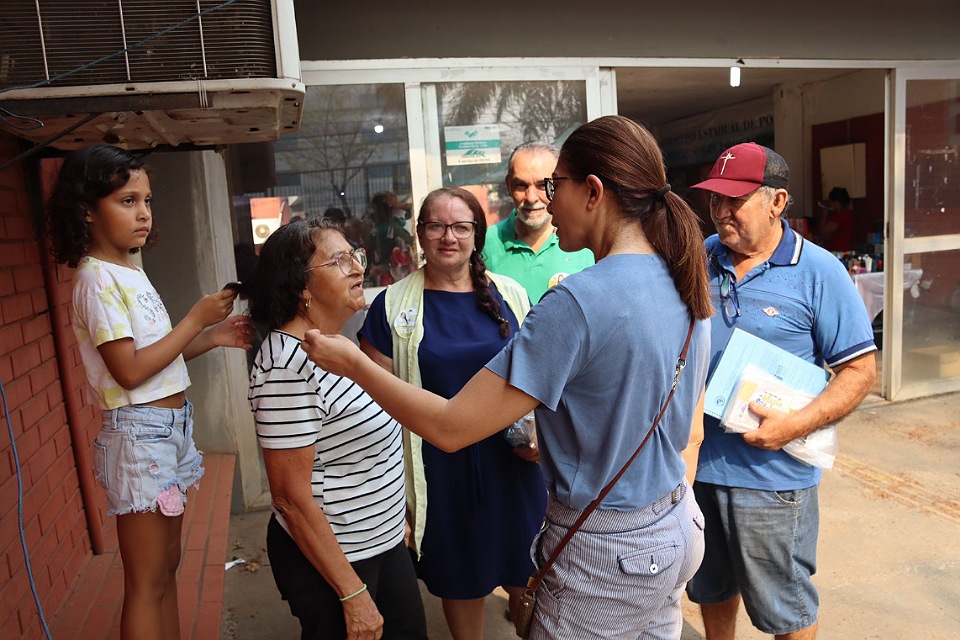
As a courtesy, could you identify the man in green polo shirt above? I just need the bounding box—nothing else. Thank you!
[482,142,594,302]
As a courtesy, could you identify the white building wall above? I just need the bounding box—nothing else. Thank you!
[143,151,265,510]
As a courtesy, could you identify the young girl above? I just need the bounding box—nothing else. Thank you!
[47,144,252,640]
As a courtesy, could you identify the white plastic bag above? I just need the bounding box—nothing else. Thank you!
[722,364,838,469]
[504,412,536,447]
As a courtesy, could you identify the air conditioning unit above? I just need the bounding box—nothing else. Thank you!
[0,0,304,150]
[252,217,281,244]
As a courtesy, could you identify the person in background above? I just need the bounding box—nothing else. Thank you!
[244,217,427,640]
[369,190,414,285]
[482,142,594,303]
[686,143,876,640]
[322,206,348,225]
[358,187,544,640]
[816,186,854,253]
[344,217,365,250]
[301,115,713,639]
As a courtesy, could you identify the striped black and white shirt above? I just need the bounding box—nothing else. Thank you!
[249,330,406,562]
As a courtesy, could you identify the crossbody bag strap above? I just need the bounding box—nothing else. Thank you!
[527,316,696,593]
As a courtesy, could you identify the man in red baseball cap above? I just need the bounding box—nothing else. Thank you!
[685,143,877,640]
[692,141,790,197]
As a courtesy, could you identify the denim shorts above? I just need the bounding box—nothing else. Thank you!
[93,400,204,517]
[529,481,705,640]
[686,482,820,635]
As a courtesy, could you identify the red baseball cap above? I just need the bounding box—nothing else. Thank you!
[691,142,790,197]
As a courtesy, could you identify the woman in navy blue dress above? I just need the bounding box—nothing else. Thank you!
[359,187,546,639]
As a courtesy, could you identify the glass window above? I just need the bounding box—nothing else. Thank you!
[904,80,960,237]
[233,84,412,286]
[901,249,960,386]
[435,81,587,227]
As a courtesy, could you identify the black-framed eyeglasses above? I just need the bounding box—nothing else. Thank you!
[306,248,367,276]
[543,176,569,202]
[417,220,476,240]
[719,271,741,319]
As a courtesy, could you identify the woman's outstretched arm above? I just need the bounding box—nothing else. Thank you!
[302,331,538,452]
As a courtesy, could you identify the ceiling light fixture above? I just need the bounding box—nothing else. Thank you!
[730,59,745,88]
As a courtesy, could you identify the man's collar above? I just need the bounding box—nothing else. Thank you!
[768,218,803,266]
[501,209,558,251]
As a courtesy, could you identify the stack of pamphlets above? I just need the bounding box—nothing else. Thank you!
[705,329,838,468]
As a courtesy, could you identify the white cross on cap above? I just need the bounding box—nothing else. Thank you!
[719,152,736,175]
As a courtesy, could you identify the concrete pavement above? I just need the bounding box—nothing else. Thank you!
[221,391,959,639]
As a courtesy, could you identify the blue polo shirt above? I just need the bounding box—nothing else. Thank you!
[696,220,876,491]
[482,210,594,303]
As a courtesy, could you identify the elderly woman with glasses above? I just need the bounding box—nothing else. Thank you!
[243,217,427,640]
[357,187,546,639]
[301,116,715,640]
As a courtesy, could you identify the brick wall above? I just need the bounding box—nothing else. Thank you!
[0,133,102,638]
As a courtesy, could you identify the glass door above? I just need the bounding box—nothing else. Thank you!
[422,80,589,227]
[391,65,608,243]
[887,70,960,399]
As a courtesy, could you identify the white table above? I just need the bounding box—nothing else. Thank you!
[853,269,923,322]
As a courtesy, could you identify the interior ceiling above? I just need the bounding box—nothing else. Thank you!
[617,67,856,127]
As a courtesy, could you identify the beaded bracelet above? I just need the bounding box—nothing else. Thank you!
[339,583,368,602]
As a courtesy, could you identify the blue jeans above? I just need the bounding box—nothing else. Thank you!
[94,400,202,516]
[686,482,820,635]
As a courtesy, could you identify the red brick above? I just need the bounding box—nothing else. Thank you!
[195,600,222,640]
[0,518,20,571]
[0,586,23,637]
[2,292,34,323]
[27,441,57,487]
[10,426,40,467]
[0,156,25,189]
[54,428,74,458]
[0,472,18,519]
[4,217,35,242]
[21,473,50,522]
[61,542,89,587]
[11,342,42,378]
[38,335,55,362]
[0,271,15,297]
[22,312,51,345]
[0,353,11,381]
[38,491,66,536]
[45,384,64,412]
[54,500,80,543]
[77,605,119,638]
[37,407,66,445]
[43,574,68,623]
[93,572,123,608]
[51,594,90,637]
[0,243,26,268]
[0,323,23,356]
[200,563,225,603]
[6,540,26,581]
[19,394,50,432]
[31,289,47,315]
[4,448,14,477]
[0,613,20,640]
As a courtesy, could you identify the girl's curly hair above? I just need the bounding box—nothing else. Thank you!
[47,144,156,267]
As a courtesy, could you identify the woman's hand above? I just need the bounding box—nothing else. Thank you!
[512,435,540,464]
[342,591,384,640]
[209,315,255,350]
[301,330,363,376]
